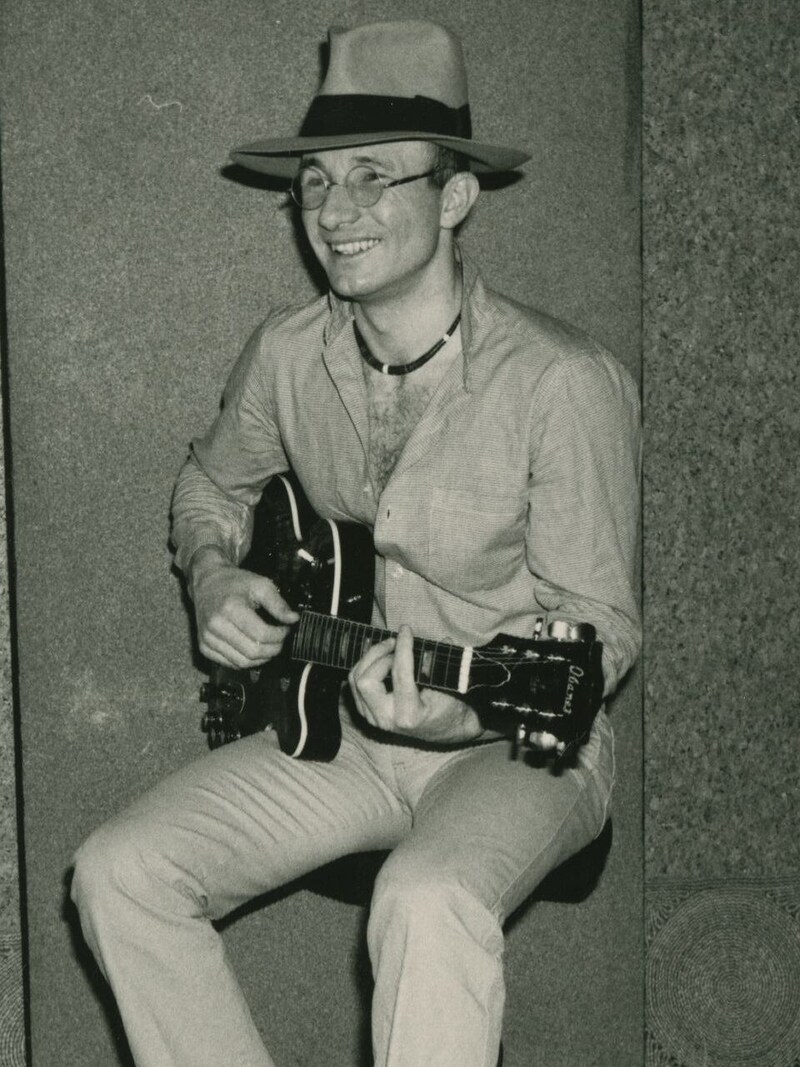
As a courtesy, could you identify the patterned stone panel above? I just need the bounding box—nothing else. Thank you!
[646,881,800,1067]
[642,1,800,878]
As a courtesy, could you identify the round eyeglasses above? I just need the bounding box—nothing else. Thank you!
[290,164,436,211]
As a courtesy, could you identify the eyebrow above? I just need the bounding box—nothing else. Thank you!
[301,152,398,172]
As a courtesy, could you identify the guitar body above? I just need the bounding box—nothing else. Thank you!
[200,473,374,760]
[201,473,605,763]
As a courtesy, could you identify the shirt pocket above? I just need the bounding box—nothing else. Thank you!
[426,488,527,595]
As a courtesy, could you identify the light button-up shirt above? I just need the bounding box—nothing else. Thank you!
[172,258,641,695]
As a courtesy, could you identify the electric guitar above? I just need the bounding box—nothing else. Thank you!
[200,473,604,761]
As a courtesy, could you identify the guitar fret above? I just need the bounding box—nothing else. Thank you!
[313,614,326,664]
[416,640,428,682]
[305,614,315,662]
[327,617,337,661]
[294,616,308,661]
[449,643,461,692]
[434,641,447,688]
[339,620,351,666]
[302,614,313,662]
[320,615,331,666]
[441,641,452,690]
[448,642,459,690]
[295,612,471,696]
[329,616,341,666]
[330,616,341,667]
[428,640,444,690]
[361,623,373,661]
[340,617,355,667]
[434,641,444,684]
[341,617,352,667]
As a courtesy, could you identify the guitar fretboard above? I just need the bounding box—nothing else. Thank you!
[291,611,471,693]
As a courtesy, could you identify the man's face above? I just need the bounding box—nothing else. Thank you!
[298,141,447,306]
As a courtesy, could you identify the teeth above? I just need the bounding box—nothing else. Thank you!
[331,239,379,255]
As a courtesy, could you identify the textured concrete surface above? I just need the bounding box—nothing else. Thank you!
[1,1,641,1065]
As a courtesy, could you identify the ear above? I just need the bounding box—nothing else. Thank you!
[439,171,480,230]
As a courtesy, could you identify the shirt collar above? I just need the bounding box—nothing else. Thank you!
[322,245,489,393]
[323,288,353,347]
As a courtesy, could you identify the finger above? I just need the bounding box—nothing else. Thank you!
[352,636,396,677]
[206,613,290,664]
[249,579,300,625]
[213,585,294,642]
[391,626,419,699]
[202,634,287,670]
[210,606,291,650]
[348,669,394,729]
[349,649,395,696]
[348,641,397,728]
[200,632,264,670]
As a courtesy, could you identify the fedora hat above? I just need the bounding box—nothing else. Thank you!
[230,20,530,178]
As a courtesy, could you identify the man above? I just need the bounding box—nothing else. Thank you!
[71,20,641,1067]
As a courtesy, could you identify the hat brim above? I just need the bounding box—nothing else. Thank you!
[229,132,530,179]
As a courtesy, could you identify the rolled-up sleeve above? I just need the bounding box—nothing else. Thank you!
[526,349,641,695]
[170,319,289,575]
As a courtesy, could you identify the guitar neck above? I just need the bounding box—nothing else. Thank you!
[292,611,471,694]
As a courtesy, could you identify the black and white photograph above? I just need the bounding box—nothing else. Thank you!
[0,2,797,1065]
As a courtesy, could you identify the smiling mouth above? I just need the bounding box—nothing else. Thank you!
[329,239,381,256]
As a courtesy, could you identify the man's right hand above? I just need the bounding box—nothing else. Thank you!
[188,546,299,669]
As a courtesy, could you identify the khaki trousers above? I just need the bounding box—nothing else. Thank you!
[71,709,615,1067]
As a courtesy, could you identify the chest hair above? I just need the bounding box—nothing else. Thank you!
[361,330,462,494]
[365,372,435,494]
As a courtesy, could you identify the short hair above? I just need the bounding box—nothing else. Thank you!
[428,144,472,188]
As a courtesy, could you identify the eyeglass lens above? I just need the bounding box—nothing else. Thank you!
[292,165,386,210]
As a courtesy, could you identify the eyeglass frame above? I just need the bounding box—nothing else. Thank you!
[290,163,437,210]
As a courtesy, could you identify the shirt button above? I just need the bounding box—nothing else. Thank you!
[391,563,404,578]
[362,483,371,494]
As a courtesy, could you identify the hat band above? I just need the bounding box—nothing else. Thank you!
[300,94,472,141]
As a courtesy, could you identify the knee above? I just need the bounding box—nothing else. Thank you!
[71,825,131,919]
[368,854,502,958]
[71,821,179,925]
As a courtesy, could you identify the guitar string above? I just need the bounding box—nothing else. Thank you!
[294,614,584,725]
[296,611,565,673]
[298,613,459,682]
[299,611,562,665]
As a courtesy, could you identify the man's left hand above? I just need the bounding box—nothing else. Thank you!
[349,624,567,754]
[348,625,487,745]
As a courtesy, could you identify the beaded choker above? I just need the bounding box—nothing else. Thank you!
[353,312,461,376]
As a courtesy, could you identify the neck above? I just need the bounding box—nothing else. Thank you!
[352,251,462,366]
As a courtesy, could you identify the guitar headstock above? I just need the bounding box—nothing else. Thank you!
[469,621,604,754]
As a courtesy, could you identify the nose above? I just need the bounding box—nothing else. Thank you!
[317,182,361,230]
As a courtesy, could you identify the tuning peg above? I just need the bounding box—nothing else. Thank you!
[546,619,596,642]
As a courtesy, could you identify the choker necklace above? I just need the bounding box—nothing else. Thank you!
[353,312,461,376]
